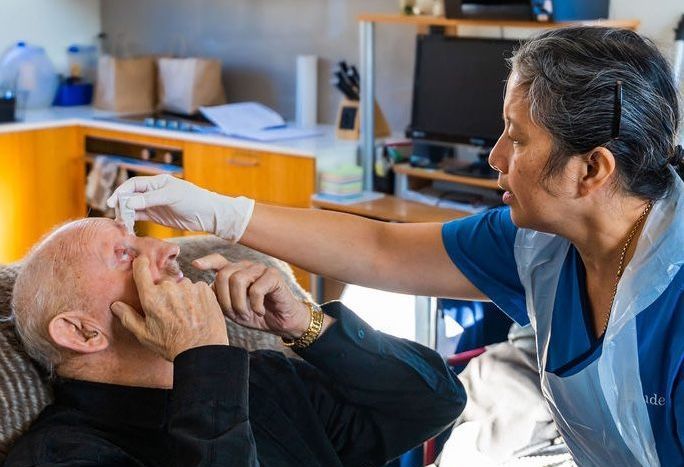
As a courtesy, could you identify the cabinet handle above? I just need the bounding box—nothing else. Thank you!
[225,157,260,167]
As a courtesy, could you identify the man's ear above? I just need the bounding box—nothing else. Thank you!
[577,147,616,196]
[48,312,109,354]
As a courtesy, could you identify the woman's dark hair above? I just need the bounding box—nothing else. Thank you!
[510,26,682,199]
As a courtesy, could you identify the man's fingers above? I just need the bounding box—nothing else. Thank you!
[132,256,156,297]
[229,263,268,319]
[214,263,248,319]
[192,253,231,271]
[214,276,234,319]
[248,269,282,316]
[111,301,147,339]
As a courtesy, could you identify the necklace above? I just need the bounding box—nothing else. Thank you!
[600,200,654,337]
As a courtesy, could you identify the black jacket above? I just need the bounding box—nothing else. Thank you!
[5,302,465,467]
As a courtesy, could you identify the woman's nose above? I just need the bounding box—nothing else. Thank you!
[488,134,509,174]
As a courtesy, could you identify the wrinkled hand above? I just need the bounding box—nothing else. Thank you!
[111,256,229,361]
[106,175,255,243]
[193,254,311,340]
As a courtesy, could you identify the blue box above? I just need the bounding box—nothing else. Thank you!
[53,82,93,106]
[536,0,610,21]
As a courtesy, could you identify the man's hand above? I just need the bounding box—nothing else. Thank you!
[193,254,313,340]
[111,256,229,361]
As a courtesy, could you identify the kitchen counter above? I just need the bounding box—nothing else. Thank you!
[0,106,358,167]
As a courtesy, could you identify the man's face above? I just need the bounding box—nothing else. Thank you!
[66,218,182,338]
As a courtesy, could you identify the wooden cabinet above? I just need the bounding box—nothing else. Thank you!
[183,142,315,207]
[0,126,84,263]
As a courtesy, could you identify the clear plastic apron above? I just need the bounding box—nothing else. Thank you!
[514,171,683,466]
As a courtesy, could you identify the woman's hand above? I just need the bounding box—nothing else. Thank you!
[193,254,312,340]
[106,175,255,243]
[111,256,229,361]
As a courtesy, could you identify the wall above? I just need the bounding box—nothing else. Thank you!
[0,0,102,73]
[100,0,683,131]
[100,0,417,129]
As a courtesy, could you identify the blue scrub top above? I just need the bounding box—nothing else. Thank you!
[441,207,684,464]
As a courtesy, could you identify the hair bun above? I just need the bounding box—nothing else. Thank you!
[669,145,684,167]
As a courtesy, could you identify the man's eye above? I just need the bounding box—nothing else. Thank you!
[116,248,136,262]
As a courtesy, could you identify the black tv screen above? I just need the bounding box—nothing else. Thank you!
[407,35,518,147]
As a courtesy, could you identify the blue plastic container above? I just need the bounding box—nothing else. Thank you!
[53,82,93,106]
[0,41,58,109]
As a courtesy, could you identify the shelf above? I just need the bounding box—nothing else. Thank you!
[311,193,467,223]
[393,163,500,190]
[84,155,184,178]
[357,13,640,30]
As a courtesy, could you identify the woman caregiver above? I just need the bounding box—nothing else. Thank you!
[109,26,684,465]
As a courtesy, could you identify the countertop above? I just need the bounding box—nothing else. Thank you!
[0,106,359,166]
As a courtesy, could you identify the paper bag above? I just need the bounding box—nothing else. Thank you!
[94,55,156,113]
[157,57,226,115]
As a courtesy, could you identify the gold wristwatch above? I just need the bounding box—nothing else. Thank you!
[282,300,324,350]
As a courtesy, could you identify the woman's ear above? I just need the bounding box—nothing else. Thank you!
[578,147,616,196]
[48,312,109,354]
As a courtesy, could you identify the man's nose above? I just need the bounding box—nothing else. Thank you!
[136,239,180,281]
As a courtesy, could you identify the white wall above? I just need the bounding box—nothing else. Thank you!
[612,0,683,57]
[0,0,101,74]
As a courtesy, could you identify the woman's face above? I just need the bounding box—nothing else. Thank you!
[488,72,577,232]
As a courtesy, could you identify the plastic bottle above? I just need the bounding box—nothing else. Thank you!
[67,44,97,83]
[0,42,58,109]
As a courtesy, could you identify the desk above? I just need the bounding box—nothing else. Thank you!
[311,192,472,347]
[311,192,467,223]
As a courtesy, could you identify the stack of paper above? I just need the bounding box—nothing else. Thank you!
[200,102,322,142]
[318,165,363,199]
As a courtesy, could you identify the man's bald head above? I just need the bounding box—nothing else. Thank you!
[12,219,105,372]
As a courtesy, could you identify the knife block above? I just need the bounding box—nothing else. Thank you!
[335,98,390,140]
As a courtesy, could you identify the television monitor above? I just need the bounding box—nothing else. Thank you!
[407,35,519,149]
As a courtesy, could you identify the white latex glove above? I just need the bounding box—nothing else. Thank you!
[106,175,255,243]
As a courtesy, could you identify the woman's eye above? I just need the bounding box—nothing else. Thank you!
[508,135,521,145]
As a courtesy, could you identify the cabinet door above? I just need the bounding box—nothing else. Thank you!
[184,143,315,207]
[0,127,84,263]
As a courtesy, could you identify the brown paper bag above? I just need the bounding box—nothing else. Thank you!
[157,57,226,115]
[94,55,156,113]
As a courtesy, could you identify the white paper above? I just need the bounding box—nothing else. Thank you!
[234,125,323,142]
[311,191,385,205]
[200,102,285,134]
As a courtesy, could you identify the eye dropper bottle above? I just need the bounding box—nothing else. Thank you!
[115,194,136,235]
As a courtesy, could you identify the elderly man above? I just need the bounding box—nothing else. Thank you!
[5,218,465,467]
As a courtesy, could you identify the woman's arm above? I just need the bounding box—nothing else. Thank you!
[106,175,486,300]
[241,203,487,300]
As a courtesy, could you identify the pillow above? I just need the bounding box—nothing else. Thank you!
[0,263,51,460]
[0,235,309,460]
